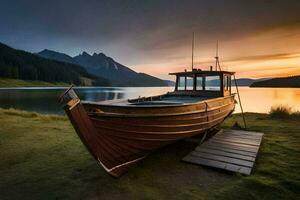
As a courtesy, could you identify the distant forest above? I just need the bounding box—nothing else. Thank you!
[250,75,300,88]
[0,42,109,86]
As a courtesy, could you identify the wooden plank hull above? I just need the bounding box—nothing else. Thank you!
[63,93,235,177]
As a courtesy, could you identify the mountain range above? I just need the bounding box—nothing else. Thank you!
[205,78,267,87]
[232,78,257,86]
[37,49,169,87]
[0,42,109,86]
[4,41,295,88]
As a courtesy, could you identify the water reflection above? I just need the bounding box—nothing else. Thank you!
[0,86,299,114]
[233,87,300,113]
[0,87,172,114]
[77,88,125,102]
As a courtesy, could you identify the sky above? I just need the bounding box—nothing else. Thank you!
[0,0,300,79]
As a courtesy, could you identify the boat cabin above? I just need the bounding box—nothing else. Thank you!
[169,69,235,97]
[103,69,235,106]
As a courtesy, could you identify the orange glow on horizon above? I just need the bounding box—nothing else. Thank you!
[133,52,300,80]
[130,23,300,80]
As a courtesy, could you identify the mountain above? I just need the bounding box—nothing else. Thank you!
[0,42,109,86]
[164,80,176,86]
[232,78,256,86]
[38,49,76,64]
[203,77,271,87]
[250,75,300,88]
[205,78,258,87]
[232,78,272,86]
[37,49,169,87]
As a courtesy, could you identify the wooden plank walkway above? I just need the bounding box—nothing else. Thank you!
[182,129,263,175]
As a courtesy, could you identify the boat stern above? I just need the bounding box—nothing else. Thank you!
[59,85,81,110]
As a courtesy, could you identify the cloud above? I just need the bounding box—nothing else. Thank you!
[227,53,300,63]
[0,0,300,79]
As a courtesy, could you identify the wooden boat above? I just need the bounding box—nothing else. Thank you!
[60,69,236,177]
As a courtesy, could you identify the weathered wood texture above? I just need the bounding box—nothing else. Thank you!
[63,91,235,177]
[61,71,237,177]
[182,129,263,175]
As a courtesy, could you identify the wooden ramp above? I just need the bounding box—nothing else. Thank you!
[182,129,263,175]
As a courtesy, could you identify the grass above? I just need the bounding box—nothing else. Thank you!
[269,105,300,119]
[0,78,69,87]
[0,108,299,199]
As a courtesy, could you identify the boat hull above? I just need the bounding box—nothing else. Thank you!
[64,94,235,177]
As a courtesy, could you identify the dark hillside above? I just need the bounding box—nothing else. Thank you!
[250,75,300,88]
[0,42,109,86]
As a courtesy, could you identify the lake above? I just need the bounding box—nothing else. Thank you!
[0,86,299,115]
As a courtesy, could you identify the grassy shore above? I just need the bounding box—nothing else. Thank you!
[0,108,299,199]
[0,78,69,87]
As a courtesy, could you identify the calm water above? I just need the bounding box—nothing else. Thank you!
[0,86,299,114]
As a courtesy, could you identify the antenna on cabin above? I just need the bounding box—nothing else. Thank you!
[215,40,218,71]
[192,32,195,71]
[215,41,222,71]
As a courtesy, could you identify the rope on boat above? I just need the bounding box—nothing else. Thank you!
[233,74,247,129]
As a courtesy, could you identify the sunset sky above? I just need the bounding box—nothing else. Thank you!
[1,0,300,79]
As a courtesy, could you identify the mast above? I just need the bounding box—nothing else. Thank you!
[215,41,222,71]
[192,32,194,70]
[215,40,218,71]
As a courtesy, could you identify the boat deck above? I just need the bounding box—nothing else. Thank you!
[130,96,210,105]
[182,129,264,175]
[84,95,215,107]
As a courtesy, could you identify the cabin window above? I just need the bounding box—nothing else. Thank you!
[228,76,231,91]
[205,75,220,91]
[196,76,203,90]
[224,76,231,90]
[186,76,194,90]
[177,76,185,90]
[224,75,229,91]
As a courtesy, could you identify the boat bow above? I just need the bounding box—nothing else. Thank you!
[60,86,146,177]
